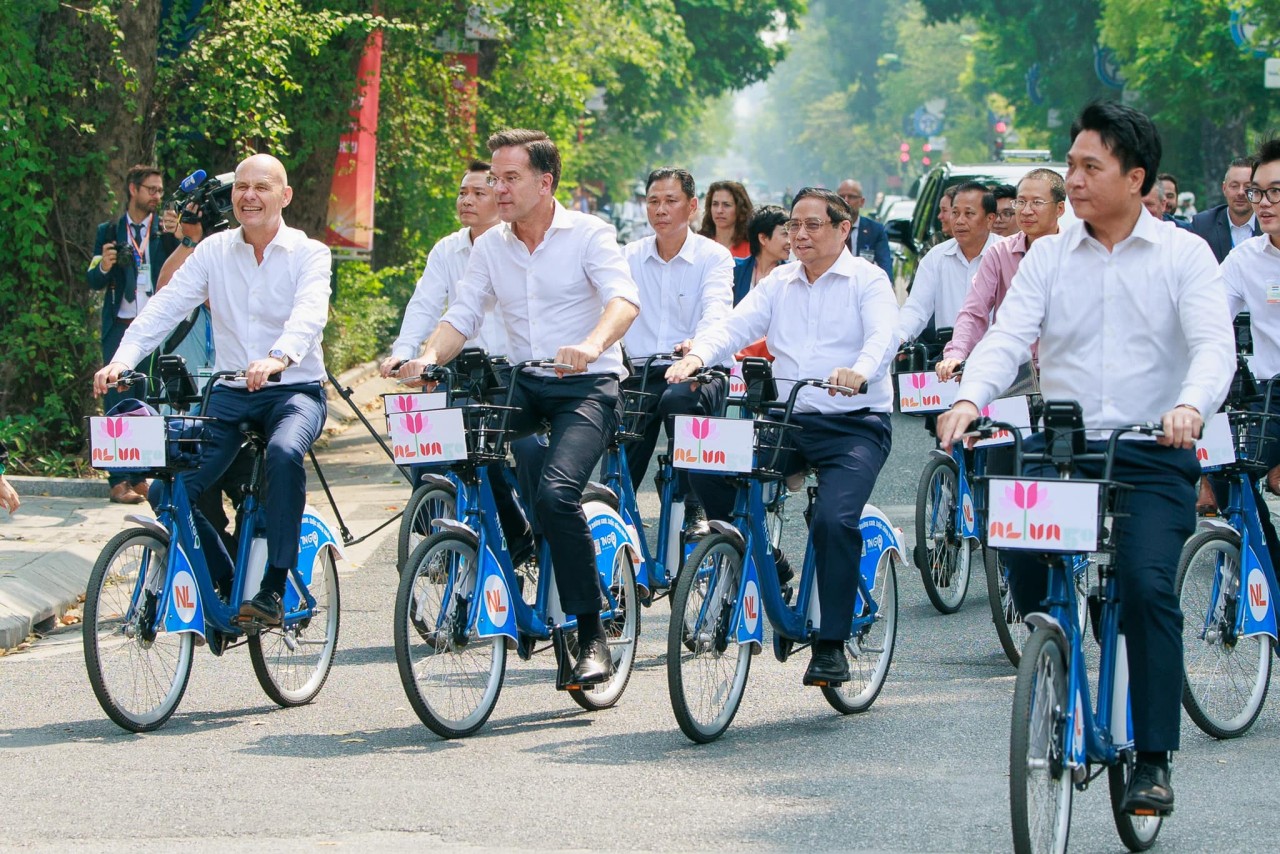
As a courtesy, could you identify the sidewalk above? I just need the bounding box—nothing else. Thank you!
[0,365,408,650]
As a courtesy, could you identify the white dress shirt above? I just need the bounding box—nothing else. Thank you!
[1222,234,1280,379]
[1230,214,1257,249]
[390,227,508,362]
[958,210,1234,432]
[113,225,331,384]
[689,249,899,414]
[443,201,640,378]
[897,233,1000,341]
[622,232,733,360]
[116,212,155,319]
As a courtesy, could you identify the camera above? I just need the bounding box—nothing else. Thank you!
[169,169,236,235]
[106,241,134,268]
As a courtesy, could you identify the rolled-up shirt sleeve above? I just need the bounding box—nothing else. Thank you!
[391,242,451,361]
[852,270,900,381]
[957,249,1046,411]
[441,245,494,341]
[896,250,939,342]
[112,243,211,368]
[689,277,774,368]
[694,250,735,341]
[1220,252,1247,319]
[584,225,641,309]
[945,255,998,360]
[1174,240,1235,417]
[272,241,332,365]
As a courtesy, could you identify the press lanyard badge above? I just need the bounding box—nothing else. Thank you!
[1267,283,1280,304]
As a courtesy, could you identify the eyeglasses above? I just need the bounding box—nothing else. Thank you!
[1011,198,1054,210]
[782,218,836,235]
[485,173,525,188]
[996,210,1017,220]
[1245,187,1280,204]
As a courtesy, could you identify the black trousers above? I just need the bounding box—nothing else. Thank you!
[489,373,621,615]
[694,410,892,641]
[622,364,727,500]
[1004,436,1199,753]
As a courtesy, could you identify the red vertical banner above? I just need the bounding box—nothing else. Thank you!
[325,29,383,252]
[445,51,479,136]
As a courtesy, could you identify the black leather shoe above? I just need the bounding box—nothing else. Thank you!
[682,502,711,541]
[568,637,615,686]
[773,547,795,586]
[238,589,283,627]
[803,644,850,686]
[1122,762,1174,815]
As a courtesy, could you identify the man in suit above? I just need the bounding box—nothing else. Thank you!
[838,178,893,280]
[1190,157,1261,262]
[86,164,178,503]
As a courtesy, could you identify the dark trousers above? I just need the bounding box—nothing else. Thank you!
[1004,437,1198,753]
[185,383,327,592]
[102,318,150,488]
[489,373,621,615]
[694,410,892,641]
[622,364,727,500]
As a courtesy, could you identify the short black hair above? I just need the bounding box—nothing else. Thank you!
[1157,172,1177,192]
[1069,101,1162,195]
[466,159,491,173]
[791,186,853,224]
[646,167,696,200]
[1226,157,1255,180]
[125,164,161,197]
[1252,138,1280,180]
[953,181,994,215]
[1021,168,1067,204]
[486,128,562,191]
[747,204,788,257]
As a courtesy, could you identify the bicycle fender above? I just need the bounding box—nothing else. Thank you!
[1023,611,1068,644]
[1195,516,1237,535]
[585,500,643,597]
[123,513,170,541]
[419,472,454,493]
[928,448,954,465]
[1241,543,1279,642]
[433,518,480,545]
[707,520,746,551]
[161,541,207,642]
[475,541,518,642]
[734,550,764,651]
[857,505,904,615]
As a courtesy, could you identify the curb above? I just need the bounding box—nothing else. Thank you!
[0,546,97,649]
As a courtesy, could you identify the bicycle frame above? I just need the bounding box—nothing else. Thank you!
[1199,474,1280,644]
[597,439,679,598]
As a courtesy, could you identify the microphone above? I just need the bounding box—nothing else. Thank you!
[179,169,207,193]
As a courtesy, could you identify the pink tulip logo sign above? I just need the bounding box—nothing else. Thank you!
[93,417,140,463]
[393,395,416,413]
[674,417,726,466]
[989,481,1064,544]
[911,373,928,390]
[980,404,1012,443]
[901,372,942,410]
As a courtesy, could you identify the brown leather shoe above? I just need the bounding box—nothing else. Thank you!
[131,479,149,500]
[1267,466,1280,497]
[1195,476,1218,517]
[109,482,145,505]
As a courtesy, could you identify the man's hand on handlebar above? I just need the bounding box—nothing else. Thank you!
[379,356,405,378]
[553,342,602,377]
[396,355,439,390]
[245,356,287,392]
[1158,404,1202,450]
[673,339,694,357]
[827,367,867,397]
[935,358,964,383]
[665,355,704,384]
[93,362,134,397]
[936,400,982,448]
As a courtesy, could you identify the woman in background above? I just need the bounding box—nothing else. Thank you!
[699,180,753,259]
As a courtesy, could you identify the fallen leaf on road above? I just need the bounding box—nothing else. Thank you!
[340,737,366,744]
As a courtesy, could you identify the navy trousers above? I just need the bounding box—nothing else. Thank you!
[490,373,621,615]
[622,364,727,499]
[1004,436,1199,753]
[185,383,327,591]
[694,410,892,641]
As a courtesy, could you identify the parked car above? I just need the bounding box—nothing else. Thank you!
[878,197,916,289]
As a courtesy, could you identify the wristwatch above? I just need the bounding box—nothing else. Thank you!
[268,349,292,367]
[180,236,198,249]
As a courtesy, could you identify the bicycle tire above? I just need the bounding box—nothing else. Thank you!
[985,545,1028,667]
[83,527,194,733]
[823,552,898,713]
[394,532,506,738]
[667,533,752,743]
[249,548,340,707]
[1176,528,1272,739]
[1107,756,1163,851]
[1010,629,1073,854]
[914,455,971,614]
[568,545,639,711]
[397,482,458,575]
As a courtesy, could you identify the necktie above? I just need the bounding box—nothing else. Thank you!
[124,222,145,302]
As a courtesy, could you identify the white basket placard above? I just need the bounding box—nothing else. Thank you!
[672,416,754,473]
[975,395,1033,448]
[1195,413,1235,469]
[388,407,468,465]
[986,477,1101,552]
[89,416,167,469]
[898,371,959,414]
[728,361,747,397]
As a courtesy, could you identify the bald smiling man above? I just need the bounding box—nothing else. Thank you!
[94,153,333,627]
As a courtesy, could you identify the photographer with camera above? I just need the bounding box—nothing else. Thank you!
[87,164,179,504]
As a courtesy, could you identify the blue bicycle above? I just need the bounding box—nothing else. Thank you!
[666,364,904,743]
[393,360,641,738]
[83,367,343,732]
[992,406,1166,853]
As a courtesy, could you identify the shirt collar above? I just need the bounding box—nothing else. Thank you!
[784,247,859,285]
[235,223,302,252]
[1063,208,1166,251]
[1232,213,1258,232]
[1261,237,1280,259]
[1007,231,1030,256]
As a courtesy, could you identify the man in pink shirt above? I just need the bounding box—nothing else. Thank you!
[935,168,1065,382]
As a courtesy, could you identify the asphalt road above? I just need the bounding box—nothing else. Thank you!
[1,413,1278,852]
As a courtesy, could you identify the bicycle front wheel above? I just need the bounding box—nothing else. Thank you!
[667,534,752,743]
[1177,528,1272,739]
[1107,757,1163,851]
[569,545,639,711]
[1010,629,1073,854]
[83,527,194,733]
[824,552,898,714]
[914,456,971,614]
[394,532,506,738]
[397,482,457,574]
[249,548,340,707]
[986,546,1029,667]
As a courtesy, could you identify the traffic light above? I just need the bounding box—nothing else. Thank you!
[994,120,1008,134]
[899,141,910,163]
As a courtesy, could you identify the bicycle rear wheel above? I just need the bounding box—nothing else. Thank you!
[1176,528,1271,739]
[1010,629,1073,854]
[397,482,457,574]
[986,546,1029,667]
[1107,757,1163,851]
[249,549,340,707]
[395,532,505,738]
[83,527,194,733]
[667,534,752,743]
[823,552,898,713]
[569,545,639,711]
[914,456,971,614]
